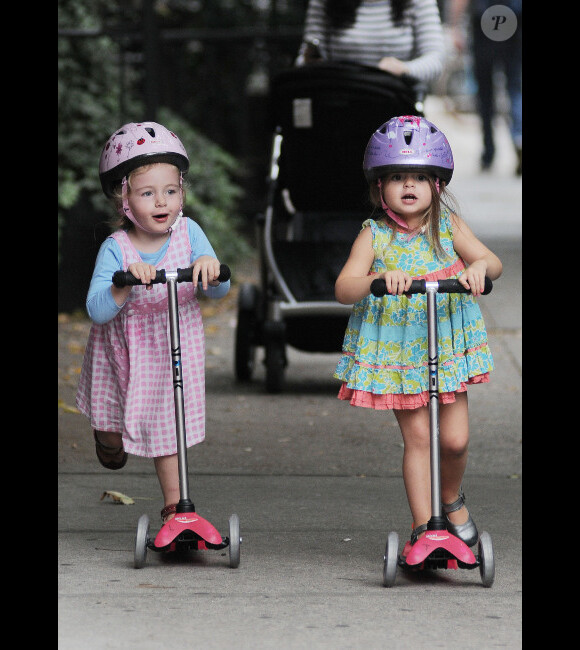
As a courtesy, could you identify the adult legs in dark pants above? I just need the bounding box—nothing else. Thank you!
[471,14,522,174]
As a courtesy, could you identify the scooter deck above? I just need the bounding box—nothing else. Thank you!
[152,511,228,552]
[400,529,478,571]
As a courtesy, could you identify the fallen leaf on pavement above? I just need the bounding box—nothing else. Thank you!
[100,490,135,505]
[58,399,80,414]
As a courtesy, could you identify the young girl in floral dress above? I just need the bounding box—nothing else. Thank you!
[334,115,502,546]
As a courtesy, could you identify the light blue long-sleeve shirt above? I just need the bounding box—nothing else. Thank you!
[86,217,230,324]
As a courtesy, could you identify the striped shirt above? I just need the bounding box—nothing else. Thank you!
[297,0,445,84]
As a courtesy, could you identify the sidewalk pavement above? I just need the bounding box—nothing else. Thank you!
[58,98,521,649]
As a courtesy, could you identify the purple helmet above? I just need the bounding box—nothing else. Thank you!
[363,115,454,184]
[99,122,189,197]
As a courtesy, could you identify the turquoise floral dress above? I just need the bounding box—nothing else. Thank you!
[334,212,493,410]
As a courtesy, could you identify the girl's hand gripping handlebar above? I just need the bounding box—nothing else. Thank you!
[370,276,493,297]
[112,264,231,288]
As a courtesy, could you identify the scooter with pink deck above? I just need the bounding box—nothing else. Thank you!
[113,264,241,569]
[371,276,495,588]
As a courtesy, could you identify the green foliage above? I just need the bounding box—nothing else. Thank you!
[157,107,251,261]
[58,0,137,259]
[58,0,250,267]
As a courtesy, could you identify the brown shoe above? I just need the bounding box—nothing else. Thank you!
[94,431,128,470]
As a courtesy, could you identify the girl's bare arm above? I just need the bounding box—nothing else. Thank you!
[452,214,503,295]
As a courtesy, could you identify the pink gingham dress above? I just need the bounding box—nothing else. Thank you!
[76,217,206,457]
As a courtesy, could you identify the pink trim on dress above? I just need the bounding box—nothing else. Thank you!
[340,342,488,373]
[418,257,465,281]
[338,374,489,410]
[369,257,466,282]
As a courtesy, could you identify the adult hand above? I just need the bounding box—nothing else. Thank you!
[378,57,409,76]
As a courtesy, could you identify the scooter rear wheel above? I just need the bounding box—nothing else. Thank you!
[228,514,241,568]
[383,531,399,587]
[134,514,150,569]
[478,531,495,587]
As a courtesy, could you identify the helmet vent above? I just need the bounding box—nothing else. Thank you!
[430,126,437,133]
[145,127,156,137]
[403,130,413,145]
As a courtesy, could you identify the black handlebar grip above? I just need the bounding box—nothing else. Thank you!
[112,263,231,288]
[112,269,167,288]
[370,276,492,297]
[369,278,423,297]
[435,277,493,295]
[174,264,231,284]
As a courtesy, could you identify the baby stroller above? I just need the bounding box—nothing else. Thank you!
[235,62,422,392]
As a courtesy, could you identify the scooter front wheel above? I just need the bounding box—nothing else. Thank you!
[478,531,495,587]
[383,531,399,587]
[134,514,150,569]
[228,514,241,568]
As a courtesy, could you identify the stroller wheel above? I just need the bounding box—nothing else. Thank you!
[478,531,495,587]
[265,340,285,393]
[228,514,241,568]
[134,514,150,569]
[235,284,259,381]
[383,531,399,587]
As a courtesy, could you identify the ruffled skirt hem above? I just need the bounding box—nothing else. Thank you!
[337,373,489,410]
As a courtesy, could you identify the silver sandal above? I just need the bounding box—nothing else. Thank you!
[410,523,428,545]
[443,488,479,547]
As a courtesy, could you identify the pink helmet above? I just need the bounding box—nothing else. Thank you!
[99,122,189,197]
[363,115,454,185]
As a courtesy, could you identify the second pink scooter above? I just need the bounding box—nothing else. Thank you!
[370,276,495,588]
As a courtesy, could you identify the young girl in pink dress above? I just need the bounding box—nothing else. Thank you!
[76,122,230,524]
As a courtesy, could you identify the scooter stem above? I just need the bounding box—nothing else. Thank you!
[426,282,445,529]
[166,274,193,509]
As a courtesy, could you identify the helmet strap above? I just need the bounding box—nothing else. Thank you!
[377,177,441,231]
[377,179,410,230]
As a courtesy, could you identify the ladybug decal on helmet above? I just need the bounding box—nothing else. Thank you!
[99,122,189,198]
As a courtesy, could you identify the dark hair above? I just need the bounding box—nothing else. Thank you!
[325,0,410,29]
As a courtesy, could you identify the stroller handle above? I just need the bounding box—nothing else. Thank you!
[370,276,492,297]
[112,264,231,288]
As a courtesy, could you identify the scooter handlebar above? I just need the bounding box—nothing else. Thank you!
[370,276,493,297]
[112,264,231,288]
